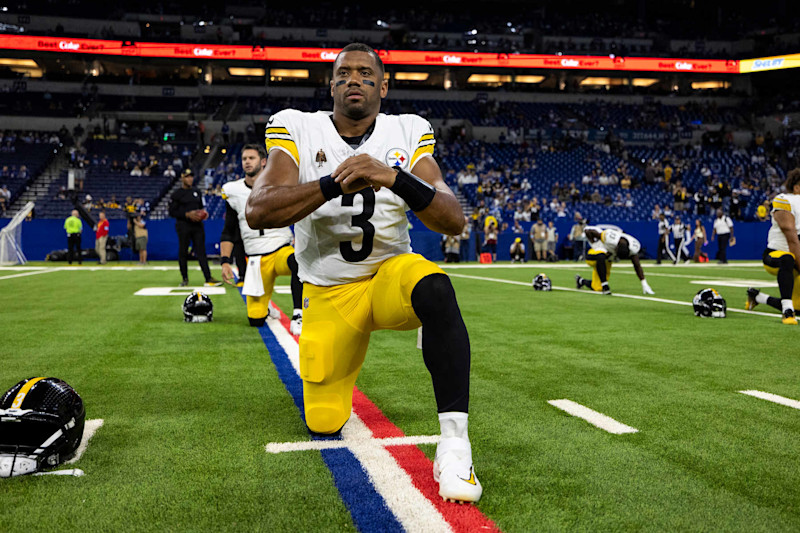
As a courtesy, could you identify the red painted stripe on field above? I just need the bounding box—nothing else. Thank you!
[387,445,500,533]
[272,301,500,532]
[352,388,406,439]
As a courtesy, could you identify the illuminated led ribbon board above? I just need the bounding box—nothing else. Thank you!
[0,35,796,74]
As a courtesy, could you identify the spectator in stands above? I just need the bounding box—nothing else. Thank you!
[163,165,177,179]
[94,210,109,264]
[651,203,662,219]
[64,209,83,265]
[509,238,526,263]
[130,163,143,177]
[591,189,602,204]
[106,195,120,210]
[624,193,634,208]
[711,208,734,264]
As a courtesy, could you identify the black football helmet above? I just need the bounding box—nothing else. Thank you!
[0,377,85,477]
[693,288,727,318]
[533,273,552,291]
[183,290,213,322]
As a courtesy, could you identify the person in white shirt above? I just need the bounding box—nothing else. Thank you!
[710,208,734,264]
[576,227,654,295]
[671,215,691,264]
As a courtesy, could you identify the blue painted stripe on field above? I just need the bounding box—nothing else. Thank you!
[240,290,399,532]
[321,448,404,533]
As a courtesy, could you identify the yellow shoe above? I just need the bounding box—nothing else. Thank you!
[235,281,244,288]
[745,288,759,311]
[782,310,798,325]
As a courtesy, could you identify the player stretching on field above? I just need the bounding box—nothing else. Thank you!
[746,168,800,324]
[576,226,655,295]
[246,43,481,503]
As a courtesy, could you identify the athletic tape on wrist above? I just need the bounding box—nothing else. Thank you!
[319,175,343,201]
[390,168,436,212]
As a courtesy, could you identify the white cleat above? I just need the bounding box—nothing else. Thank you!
[267,301,279,320]
[290,313,302,336]
[433,436,482,503]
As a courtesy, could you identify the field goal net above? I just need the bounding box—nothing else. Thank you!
[0,201,35,265]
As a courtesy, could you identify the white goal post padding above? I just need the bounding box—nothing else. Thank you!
[0,201,35,265]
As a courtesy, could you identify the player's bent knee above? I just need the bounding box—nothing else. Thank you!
[305,401,350,435]
[411,274,457,318]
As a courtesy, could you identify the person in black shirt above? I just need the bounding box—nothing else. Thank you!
[168,168,221,287]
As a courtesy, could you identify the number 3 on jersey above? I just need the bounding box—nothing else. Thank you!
[340,188,375,262]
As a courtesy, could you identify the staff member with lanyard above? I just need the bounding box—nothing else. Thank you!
[64,209,82,265]
[168,169,220,287]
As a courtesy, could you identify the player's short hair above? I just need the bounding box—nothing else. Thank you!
[334,43,384,77]
[242,143,266,159]
[785,168,800,192]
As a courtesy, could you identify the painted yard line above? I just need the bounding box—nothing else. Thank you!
[739,390,800,410]
[448,273,780,318]
[267,435,440,453]
[0,268,60,280]
[548,399,639,434]
[263,316,455,533]
[263,303,498,532]
[0,266,50,270]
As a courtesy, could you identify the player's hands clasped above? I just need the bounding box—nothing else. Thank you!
[332,154,397,193]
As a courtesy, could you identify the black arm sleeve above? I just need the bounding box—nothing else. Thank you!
[168,190,182,220]
[220,201,241,244]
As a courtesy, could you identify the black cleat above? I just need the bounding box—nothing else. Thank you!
[745,287,759,311]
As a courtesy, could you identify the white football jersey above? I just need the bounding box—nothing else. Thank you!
[266,110,436,286]
[221,178,293,256]
[767,193,800,252]
[600,228,642,256]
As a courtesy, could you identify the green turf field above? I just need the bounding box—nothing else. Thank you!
[1,260,798,532]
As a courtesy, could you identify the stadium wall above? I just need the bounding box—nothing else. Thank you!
[1,218,773,263]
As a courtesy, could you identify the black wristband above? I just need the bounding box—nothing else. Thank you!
[390,168,436,212]
[319,175,343,201]
[220,256,232,265]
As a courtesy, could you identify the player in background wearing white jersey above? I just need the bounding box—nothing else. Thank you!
[220,144,303,334]
[746,169,800,324]
[245,43,481,503]
[576,227,655,295]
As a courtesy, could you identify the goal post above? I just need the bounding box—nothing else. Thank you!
[0,201,35,265]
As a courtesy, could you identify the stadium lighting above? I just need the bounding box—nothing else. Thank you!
[514,75,545,84]
[394,72,429,81]
[467,74,512,85]
[691,81,730,89]
[269,69,309,80]
[632,78,659,87]
[228,67,266,76]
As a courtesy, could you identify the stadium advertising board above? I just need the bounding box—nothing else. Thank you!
[0,35,792,75]
[739,53,800,73]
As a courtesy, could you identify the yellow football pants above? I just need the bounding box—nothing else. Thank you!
[299,253,445,434]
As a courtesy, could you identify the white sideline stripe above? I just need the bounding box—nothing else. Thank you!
[264,319,453,533]
[65,419,104,464]
[548,399,639,434]
[266,435,440,453]
[0,268,60,280]
[739,390,800,410]
[447,273,781,318]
